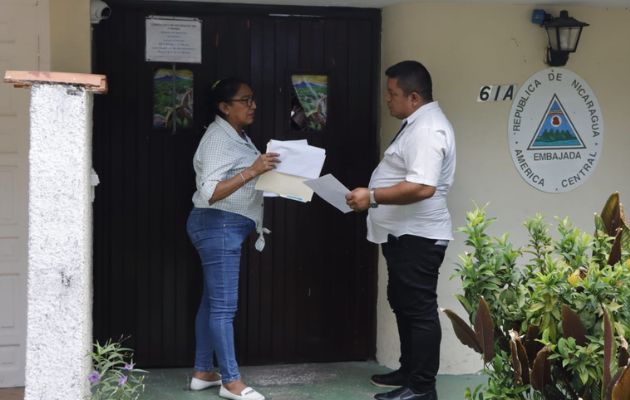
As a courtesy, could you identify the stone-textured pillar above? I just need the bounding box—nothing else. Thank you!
[3,71,107,400]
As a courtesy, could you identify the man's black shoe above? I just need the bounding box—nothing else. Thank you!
[374,386,437,400]
[370,369,408,387]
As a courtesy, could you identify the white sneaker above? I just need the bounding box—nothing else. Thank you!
[219,385,265,400]
[190,375,222,390]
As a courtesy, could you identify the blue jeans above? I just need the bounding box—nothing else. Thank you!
[187,208,255,383]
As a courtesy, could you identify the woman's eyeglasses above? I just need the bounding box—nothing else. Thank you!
[229,96,256,107]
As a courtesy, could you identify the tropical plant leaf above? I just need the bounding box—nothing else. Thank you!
[524,325,543,368]
[509,330,530,385]
[608,368,625,400]
[474,297,495,363]
[509,333,523,385]
[495,326,511,353]
[620,220,630,256]
[517,340,530,385]
[608,230,622,266]
[441,308,482,354]
[595,214,607,235]
[455,294,474,316]
[530,347,551,391]
[561,304,587,346]
[604,308,614,392]
[611,365,630,400]
[601,192,622,237]
[619,336,629,368]
[557,364,581,400]
[619,349,630,370]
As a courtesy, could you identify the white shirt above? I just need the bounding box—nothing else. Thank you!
[192,116,266,248]
[367,101,456,243]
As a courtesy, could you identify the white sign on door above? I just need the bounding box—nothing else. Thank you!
[508,68,604,193]
[146,16,202,64]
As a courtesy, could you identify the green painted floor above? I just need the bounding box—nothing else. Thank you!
[144,362,486,400]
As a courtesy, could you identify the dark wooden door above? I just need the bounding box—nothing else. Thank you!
[93,1,380,367]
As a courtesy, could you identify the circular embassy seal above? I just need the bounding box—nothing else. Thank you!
[508,68,603,193]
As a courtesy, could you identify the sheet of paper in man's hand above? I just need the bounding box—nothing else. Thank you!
[303,174,352,213]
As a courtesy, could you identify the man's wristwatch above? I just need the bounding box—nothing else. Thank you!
[369,189,378,208]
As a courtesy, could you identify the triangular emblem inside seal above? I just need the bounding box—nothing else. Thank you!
[527,94,586,150]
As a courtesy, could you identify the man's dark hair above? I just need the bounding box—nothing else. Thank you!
[385,60,433,102]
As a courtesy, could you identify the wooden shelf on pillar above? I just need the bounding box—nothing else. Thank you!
[3,70,108,93]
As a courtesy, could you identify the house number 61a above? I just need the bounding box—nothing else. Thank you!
[477,84,517,102]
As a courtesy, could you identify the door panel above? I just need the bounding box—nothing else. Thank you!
[93,2,380,367]
[0,1,48,388]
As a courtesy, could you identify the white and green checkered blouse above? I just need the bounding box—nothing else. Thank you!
[191,116,267,250]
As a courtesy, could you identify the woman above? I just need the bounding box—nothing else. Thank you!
[187,78,279,400]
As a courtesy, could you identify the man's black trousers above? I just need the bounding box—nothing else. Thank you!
[382,234,447,394]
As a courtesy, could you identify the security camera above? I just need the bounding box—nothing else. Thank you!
[91,0,111,24]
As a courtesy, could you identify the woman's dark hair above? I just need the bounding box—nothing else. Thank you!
[385,60,433,102]
[208,77,249,119]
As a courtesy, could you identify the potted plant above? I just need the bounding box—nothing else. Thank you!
[88,337,147,400]
[444,193,630,400]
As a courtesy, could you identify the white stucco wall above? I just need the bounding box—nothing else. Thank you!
[25,84,93,400]
[378,4,630,374]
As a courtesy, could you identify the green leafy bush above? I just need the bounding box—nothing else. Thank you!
[445,193,630,400]
[89,338,147,400]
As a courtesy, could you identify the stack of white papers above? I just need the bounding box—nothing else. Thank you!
[255,140,353,213]
[255,139,326,202]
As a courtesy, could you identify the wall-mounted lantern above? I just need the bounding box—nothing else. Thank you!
[91,0,111,24]
[532,9,589,67]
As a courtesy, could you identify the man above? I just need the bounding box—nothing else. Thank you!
[346,60,456,400]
